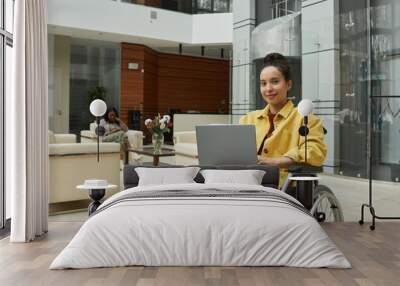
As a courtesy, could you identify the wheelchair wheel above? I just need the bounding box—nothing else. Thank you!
[310,185,344,222]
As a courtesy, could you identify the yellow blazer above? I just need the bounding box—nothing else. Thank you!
[240,100,327,187]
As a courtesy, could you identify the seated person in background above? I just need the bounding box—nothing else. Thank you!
[100,107,130,158]
[240,53,327,187]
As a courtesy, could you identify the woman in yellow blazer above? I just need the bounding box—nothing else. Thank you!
[240,53,327,187]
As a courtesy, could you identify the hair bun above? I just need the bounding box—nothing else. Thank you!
[263,53,287,65]
[262,52,291,81]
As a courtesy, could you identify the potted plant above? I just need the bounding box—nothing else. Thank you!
[87,86,107,106]
[144,114,171,154]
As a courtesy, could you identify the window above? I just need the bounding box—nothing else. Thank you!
[5,0,13,33]
[1,0,14,230]
[194,0,231,14]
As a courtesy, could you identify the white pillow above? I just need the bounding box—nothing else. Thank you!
[135,167,201,186]
[200,169,266,185]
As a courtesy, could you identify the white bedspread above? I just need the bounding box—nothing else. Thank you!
[50,183,351,269]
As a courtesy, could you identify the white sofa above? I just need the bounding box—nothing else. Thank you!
[172,114,231,166]
[173,131,198,165]
[80,122,144,149]
[173,114,231,134]
[49,131,121,204]
[48,131,77,144]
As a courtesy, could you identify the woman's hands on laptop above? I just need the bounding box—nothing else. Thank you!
[257,156,295,168]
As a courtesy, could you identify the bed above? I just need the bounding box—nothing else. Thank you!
[50,165,350,269]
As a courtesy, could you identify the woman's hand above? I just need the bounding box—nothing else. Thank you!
[257,156,279,166]
[116,118,129,132]
[258,156,295,168]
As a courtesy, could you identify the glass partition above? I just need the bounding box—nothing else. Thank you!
[338,1,369,178]
[48,36,120,136]
[338,0,400,182]
[336,0,400,222]
[69,39,120,136]
[370,0,400,181]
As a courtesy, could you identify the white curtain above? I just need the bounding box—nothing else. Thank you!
[9,0,49,242]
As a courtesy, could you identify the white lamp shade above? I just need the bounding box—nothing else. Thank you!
[298,99,314,116]
[90,99,107,117]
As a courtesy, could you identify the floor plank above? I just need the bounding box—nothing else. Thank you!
[1,222,400,285]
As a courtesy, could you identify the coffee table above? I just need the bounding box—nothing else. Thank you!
[125,146,175,166]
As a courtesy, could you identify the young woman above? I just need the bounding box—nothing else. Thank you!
[240,53,327,186]
[100,107,130,158]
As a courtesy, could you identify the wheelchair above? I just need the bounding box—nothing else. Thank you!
[281,165,344,222]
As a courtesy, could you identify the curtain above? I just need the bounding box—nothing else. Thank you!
[9,0,49,242]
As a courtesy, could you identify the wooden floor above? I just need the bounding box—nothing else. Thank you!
[0,222,399,286]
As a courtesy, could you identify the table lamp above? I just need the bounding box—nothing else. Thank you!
[89,99,107,162]
[297,99,314,164]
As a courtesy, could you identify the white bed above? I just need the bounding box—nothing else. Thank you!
[50,183,350,269]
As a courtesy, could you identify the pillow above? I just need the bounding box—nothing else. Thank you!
[200,169,266,185]
[135,167,201,186]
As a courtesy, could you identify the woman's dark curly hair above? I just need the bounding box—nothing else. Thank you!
[263,53,292,81]
[104,106,120,124]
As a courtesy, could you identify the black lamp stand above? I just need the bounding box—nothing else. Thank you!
[294,116,315,209]
[96,116,100,162]
[299,116,309,164]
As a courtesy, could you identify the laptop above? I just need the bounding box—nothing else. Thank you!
[195,124,258,165]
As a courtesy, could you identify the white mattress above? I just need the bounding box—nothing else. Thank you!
[50,183,350,269]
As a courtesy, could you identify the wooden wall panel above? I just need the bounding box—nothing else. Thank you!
[120,43,145,124]
[157,53,229,115]
[120,43,230,132]
[142,47,159,131]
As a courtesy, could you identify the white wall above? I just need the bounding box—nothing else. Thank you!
[47,0,232,45]
[192,13,232,44]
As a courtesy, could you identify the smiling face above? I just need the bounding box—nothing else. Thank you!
[260,66,292,113]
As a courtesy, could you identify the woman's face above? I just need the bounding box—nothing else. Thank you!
[108,111,116,122]
[260,66,292,108]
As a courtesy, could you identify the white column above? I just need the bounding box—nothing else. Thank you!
[301,0,340,174]
[231,0,256,123]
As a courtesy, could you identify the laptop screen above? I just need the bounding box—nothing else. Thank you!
[195,124,258,165]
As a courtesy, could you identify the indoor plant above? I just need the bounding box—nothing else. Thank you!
[144,114,171,154]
